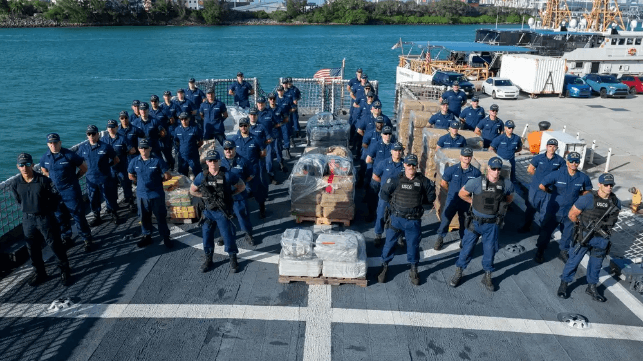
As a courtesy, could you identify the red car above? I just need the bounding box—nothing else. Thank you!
[618,75,643,94]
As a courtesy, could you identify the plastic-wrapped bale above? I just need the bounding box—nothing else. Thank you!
[408,110,436,158]
[473,151,512,179]
[164,174,197,219]
[304,146,353,160]
[421,128,449,180]
[279,250,323,277]
[396,99,424,149]
[459,130,484,150]
[281,229,314,258]
[314,232,359,262]
[419,100,441,113]
[307,112,350,147]
[289,154,327,216]
[321,230,367,279]
[226,106,248,133]
[320,174,355,220]
[434,148,462,178]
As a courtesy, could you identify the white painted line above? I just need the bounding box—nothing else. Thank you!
[303,285,332,361]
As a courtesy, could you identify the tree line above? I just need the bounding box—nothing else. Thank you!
[1,0,530,26]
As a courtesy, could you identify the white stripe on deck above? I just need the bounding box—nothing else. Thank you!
[303,285,332,361]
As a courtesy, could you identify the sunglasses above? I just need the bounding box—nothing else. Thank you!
[490,168,501,171]
[87,132,97,136]
[18,163,32,167]
[224,148,234,151]
[239,124,249,127]
[405,164,417,167]
[569,160,580,164]
[604,184,615,188]
[206,159,220,163]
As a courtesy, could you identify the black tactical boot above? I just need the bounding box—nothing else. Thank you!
[62,236,75,250]
[60,263,72,287]
[216,238,224,246]
[111,210,119,225]
[28,268,48,287]
[128,198,137,212]
[409,265,420,286]
[88,213,102,227]
[517,221,532,233]
[481,271,495,292]
[163,237,174,249]
[373,234,383,248]
[279,161,289,173]
[229,254,239,273]
[433,235,444,251]
[585,284,606,302]
[397,236,406,247]
[557,281,569,299]
[449,267,463,288]
[284,149,292,160]
[377,263,388,283]
[534,248,545,264]
[83,238,94,252]
[201,252,213,273]
[559,250,569,263]
[269,173,277,185]
[137,234,152,248]
[244,233,255,246]
[259,203,266,219]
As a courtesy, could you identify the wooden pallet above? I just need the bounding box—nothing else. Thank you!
[278,275,367,287]
[294,215,350,226]
[168,217,197,224]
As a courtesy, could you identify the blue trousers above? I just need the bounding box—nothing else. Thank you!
[202,209,238,254]
[248,172,268,204]
[437,197,469,240]
[55,186,92,240]
[456,220,499,272]
[381,215,421,265]
[112,164,133,200]
[233,196,253,234]
[269,132,283,165]
[281,121,291,149]
[177,153,202,178]
[86,178,118,214]
[508,157,516,183]
[160,139,175,169]
[524,187,550,225]
[373,198,388,236]
[537,213,574,253]
[22,213,68,270]
[561,236,609,284]
[138,197,170,239]
[290,111,300,132]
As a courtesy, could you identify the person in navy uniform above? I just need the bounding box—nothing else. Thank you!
[377,154,436,286]
[557,173,621,302]
[200,87,228,147]
[350,74,369,123]
[228,72,254,109]
[518,138,564,233]
[127,138,174,249]
[449,157,514,291]
[40,133,93,251]
[117,110,145,210]
[175,88,197,120]
[11,153,72,287]
[490,120,523,183]
[364,126,396,218]
[429,99,456,129]
[173,112,203,178]
[101,119,133,211]
[185,78,206,111]
[434,148,482,250]
[347,68,363,125]
[436,121,467,149]
[266,92,288,174]
[285,77,302,138]
[190,150,246,273]
[132,102,166,159]
[357,101,391,137]
[475,104,503,149]
[459,96,485,131]
[150,94,175,171]
[371,142,405,247]
[275,85,294,158]
[535,152,592,264]
[248,107,273,203]
[441,80,468,117]
[221,139,256,245]
[129,100,141,123]
[160,90,181,126]
[256,96,280,181]
[357,116,385,188]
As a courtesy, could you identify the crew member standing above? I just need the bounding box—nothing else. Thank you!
[449,157,514,291]
[441,80,467,117]
[185,78,206,111]
[459,96,485,131]
[103,119,136,212]
[275,85,293,158]
[132,102,166,159]
[371,142,405,247]
[285,78,302,137]
[118,110,145,210]
[11,153,72,286]
[190,150,246,273]
[429,99,456,129]
[200,87,228,147]
[127,139,174,249]
[173,112,203,178]
[433,148,481,250]
[266,93,288,174]
[377,154,436,286]
[228,72,254,109]
[489,120,523,183]
[221,139,256,245]
[557,173,621,302]
[436,121,467,149]
[475,104,503,149]
[150,94,175,171]
[347,68,363,128]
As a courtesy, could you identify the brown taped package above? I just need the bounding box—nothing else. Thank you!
[472,151,511,179]
[419,100,441,113]
[397,100,424,148]
[409,110,434,129]
[321,176,354,195]
[459,130,484,150]
[320,192,353,207]
[292,203,323,218]
[433,170,462,229]
[420,128,449,180]
[322,205,355,220]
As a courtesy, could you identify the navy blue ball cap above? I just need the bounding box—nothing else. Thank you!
[441,99,449,105]
[287,77,293,83]
[139,102,149,110]
[490,104,499,111]
[107,119,118,128]
[119,110,129,118]
[204,149,220,161]
[138,138,150,149]
[471,96,479,102]
[567,152,581,162]
[382,126,393,134]
[47,133,60,143]
[364,82,372,89]
[505,120,515,128]
[372,101,382,109]
[268,93,276,99]
[366,91,375,97]
[238,117,250,125]
[599,173,615,185]
[249,107,259,115]
[282,78,289,84]
[404,154,418,166]
[223,140,235,149]
[450,121,461,129]
[546,138,558,146]
[150,94,159,102]
[86,125,99,134]
[189,77,196,83]
[132,100,140,106]
[488,157,503,168]
[17,152,33,164]
[392,142,404,151]
[163,90,172,96]
[375,115,385,123]
[461,147,474,157]
[177,88,185,93]
[257,96,266,103]
[277,85,284,91]
[237,72,244,77]
[452,80,460,86]
[356,68,363,73]
[206,87,214,94]
[362,73,368,79]
[179,112,189,119]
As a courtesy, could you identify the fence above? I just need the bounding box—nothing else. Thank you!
[394,81,446,115]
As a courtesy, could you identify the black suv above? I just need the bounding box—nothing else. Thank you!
[431,71,475,98]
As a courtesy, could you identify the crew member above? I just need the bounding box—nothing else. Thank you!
[160,90,181,127]
[364,126,396,218]
[285,78,302,137]
[557,173,621,302]
[357,101,391,136]
[200,87,228,147]
[40,133,93,251]
[276,85,293,158]
[132,102,166,159]
[185,78,206,111]
[173,112,203,177]
[459,96,485,131]
[441,80,467,117]
[78,124,120,226]
[129,100,141,123]
[118,110,145,210]
[222,139,256,245]
[150,94,174,171]
[434,147,482,250]
[429,99,456,129]
[377,154,436,286]
[518,138,564,233]
[371,142,405,247]
[535,152,592,263]
[228,72,254,109]
[175,88,197,120]
[347,68,363,127]
[127,138,174,249]
[436,121,467,149]
[256,96,281,181]
[350,74,369,125]
[449,157,514,291]
[102,119,136,212]
[475,104,503,149]
[11,153,72,287]
[190,150,245,273]
[267,93,288,174]
[490,120,523,183]
[357,116,384,188]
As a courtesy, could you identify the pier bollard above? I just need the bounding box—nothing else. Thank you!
[605,148,612,173]
[589,140,596,165]
[576,132,580,140]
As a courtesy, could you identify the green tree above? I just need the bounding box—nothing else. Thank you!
[202,0,225,25]
[286,0,306,19]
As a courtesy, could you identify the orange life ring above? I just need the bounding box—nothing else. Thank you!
[628,48,637,56]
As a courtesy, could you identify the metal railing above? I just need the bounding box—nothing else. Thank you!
[394,82,446,116]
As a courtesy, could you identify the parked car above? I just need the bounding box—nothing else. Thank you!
[562,74,592,98]
[431,71,475,98]
[481,77,520,99]
[582,74,629,98]
[618,75,643,94]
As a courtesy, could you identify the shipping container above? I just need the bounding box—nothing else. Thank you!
[499,54,566,97]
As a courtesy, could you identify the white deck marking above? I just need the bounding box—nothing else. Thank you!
[302,285,332,361]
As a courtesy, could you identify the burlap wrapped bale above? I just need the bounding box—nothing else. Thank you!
[321,176,354,195]
[459,130,484,150]
[421,128,449,180]
[320,192,353,207]
[473,151,511,179]
[434,148,462,178]
[291,203,323,218]
[397,99,424,148]
[322,205,355,219]
[410,110,434,129]
[419,100,441,113]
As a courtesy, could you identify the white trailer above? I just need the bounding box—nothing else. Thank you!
[499,54,566,98]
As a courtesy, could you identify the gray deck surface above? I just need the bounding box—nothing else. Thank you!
[2,93,643,361]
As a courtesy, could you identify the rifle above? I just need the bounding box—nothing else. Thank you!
[198,182,235,223]
[574,204,617,253]
[496,201,509,228]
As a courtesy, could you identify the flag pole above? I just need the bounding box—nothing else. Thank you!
[341,58,346,113]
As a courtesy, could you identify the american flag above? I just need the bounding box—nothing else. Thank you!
[313,67,342,80]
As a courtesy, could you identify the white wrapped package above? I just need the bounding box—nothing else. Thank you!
[226,106,248,132]
[279,250,322,277]
[281,229,314,258]
[322,233,367,278]
[314,233,359,261]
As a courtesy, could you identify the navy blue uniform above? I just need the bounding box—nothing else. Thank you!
[490,133,523,182]
[160,101,181,123]
[221,155,254,235]
[524,153,565,225]
[77,140,119,215]
[128,155,170,240]
[357,113,392,135]
[266,105,286,168]
[199,99,227,145]
[101,132,133,202]
[476,117,504,148]
[150,105,175,168]
[185,87,206,110]
[437,133,467,148]
[459,106,485,131]
[229,81,253,108]
[229,133,268,204]
[436,164,482,240]
[276,94,293,149]
[442,89,467,117]
[371,158,404,236]
[173,124,203,177]
[285,85,301,132]
[429,112,456,130]
[132,116,165,158]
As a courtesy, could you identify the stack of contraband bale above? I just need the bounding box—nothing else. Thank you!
[420,129,484,181]
[289,147,356,224]
[396,99,439,151]
[278,229,322,277]
[406,102,441,157]
[163,172,198,222]
[306,111,351,147]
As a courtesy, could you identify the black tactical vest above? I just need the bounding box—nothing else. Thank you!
[391,172,424,218]
[472,176,505,216]
[202,169,233,210]
[580,191,620,231]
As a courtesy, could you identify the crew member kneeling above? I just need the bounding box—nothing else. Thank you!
[449,157,514,292]
[377,154,436,286]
